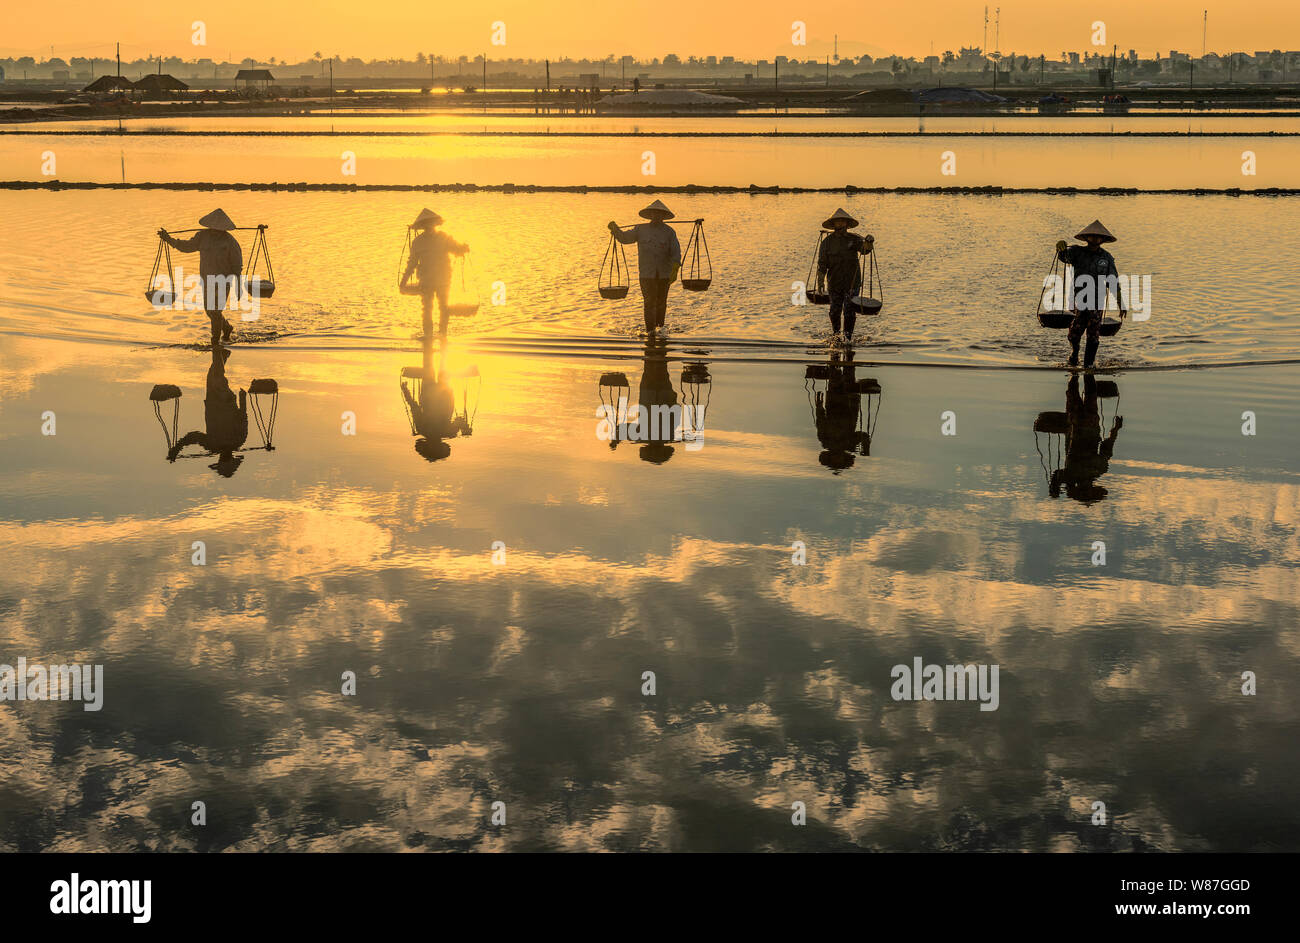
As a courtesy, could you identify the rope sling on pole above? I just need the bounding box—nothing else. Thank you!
[145,237,176,306]
[598,232,630,299]
[1036,248,1073,329]
[805,232,830,304]
[445,255,480,317]
[679,220,711,291]
[849,237,883,315]
[245,225,276,300]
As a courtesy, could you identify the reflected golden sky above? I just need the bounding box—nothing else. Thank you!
[2,336,1298,850]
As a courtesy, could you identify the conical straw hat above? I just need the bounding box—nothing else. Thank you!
[822,207,859,229]
[411,207,444,228]
[198,208,236,230]
[639,199,675,220]
[1074,219,1116,243]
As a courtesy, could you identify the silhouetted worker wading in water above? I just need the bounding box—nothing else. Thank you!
[1056,219,1127,368]
[401,208,469,340]
[816,208,872,342]
[159,208,242,346]
[609,199,682,336]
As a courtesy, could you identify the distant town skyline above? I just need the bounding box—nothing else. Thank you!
[4,1,1299,63]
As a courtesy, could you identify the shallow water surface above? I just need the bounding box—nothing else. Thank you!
[2,189,1299,368]
[0,335,1296,851]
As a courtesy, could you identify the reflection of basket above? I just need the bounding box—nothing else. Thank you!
[681,278,711,291]
[599,286,629,300]
[804,364,831,380]
[1038,310,1073,329]
[1099,317,1123,337]
[1034,410,1068,434]
[1096,380,1119,398]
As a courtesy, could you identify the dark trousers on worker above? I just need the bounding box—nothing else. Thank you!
[828,286,857,339]
[640,277,671,332]
[1068,309,1102,367]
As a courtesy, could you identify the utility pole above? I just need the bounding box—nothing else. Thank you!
[329,57,334,114]
[116,42,120,78]
[983,7,988,60]
[995,8,1000,56]
[826,55,829,87]
[775,56,779,93]
[482,53,486,92]
[1202,10,1207,58]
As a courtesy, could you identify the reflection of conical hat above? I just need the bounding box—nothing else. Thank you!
[199,208,236,230]
[822,207,859,229]
[639,199,675,220]
[1074,219,1116,243]
[411,207,444,228]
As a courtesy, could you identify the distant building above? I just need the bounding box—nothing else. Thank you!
[134,73,189,99]
[235,68,275,92]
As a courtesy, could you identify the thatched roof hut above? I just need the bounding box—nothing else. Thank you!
[83,75,134,93]
[134,73,189,99]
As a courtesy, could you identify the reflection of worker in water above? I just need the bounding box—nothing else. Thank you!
[814,351,871,471]
[637,338,679,464]
[159,208,242,346]
[402,338,471,462]
[609,199,682,336]
[1051,374,1122,502]
[1055,219,1127,369]
[816,208,872,343]
[401,208,469,341]
[168,346,248,477]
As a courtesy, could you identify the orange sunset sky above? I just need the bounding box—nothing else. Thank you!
[5,1,1300,62]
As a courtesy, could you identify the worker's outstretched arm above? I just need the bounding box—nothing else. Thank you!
[609,222,639,244]
[160,230,200,252]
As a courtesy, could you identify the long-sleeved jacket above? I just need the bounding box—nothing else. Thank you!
[1058,244,1124,310]
[403,230,468,291]
[613,222,681,280]
[817,230,868,291]
[163,229,243,282]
